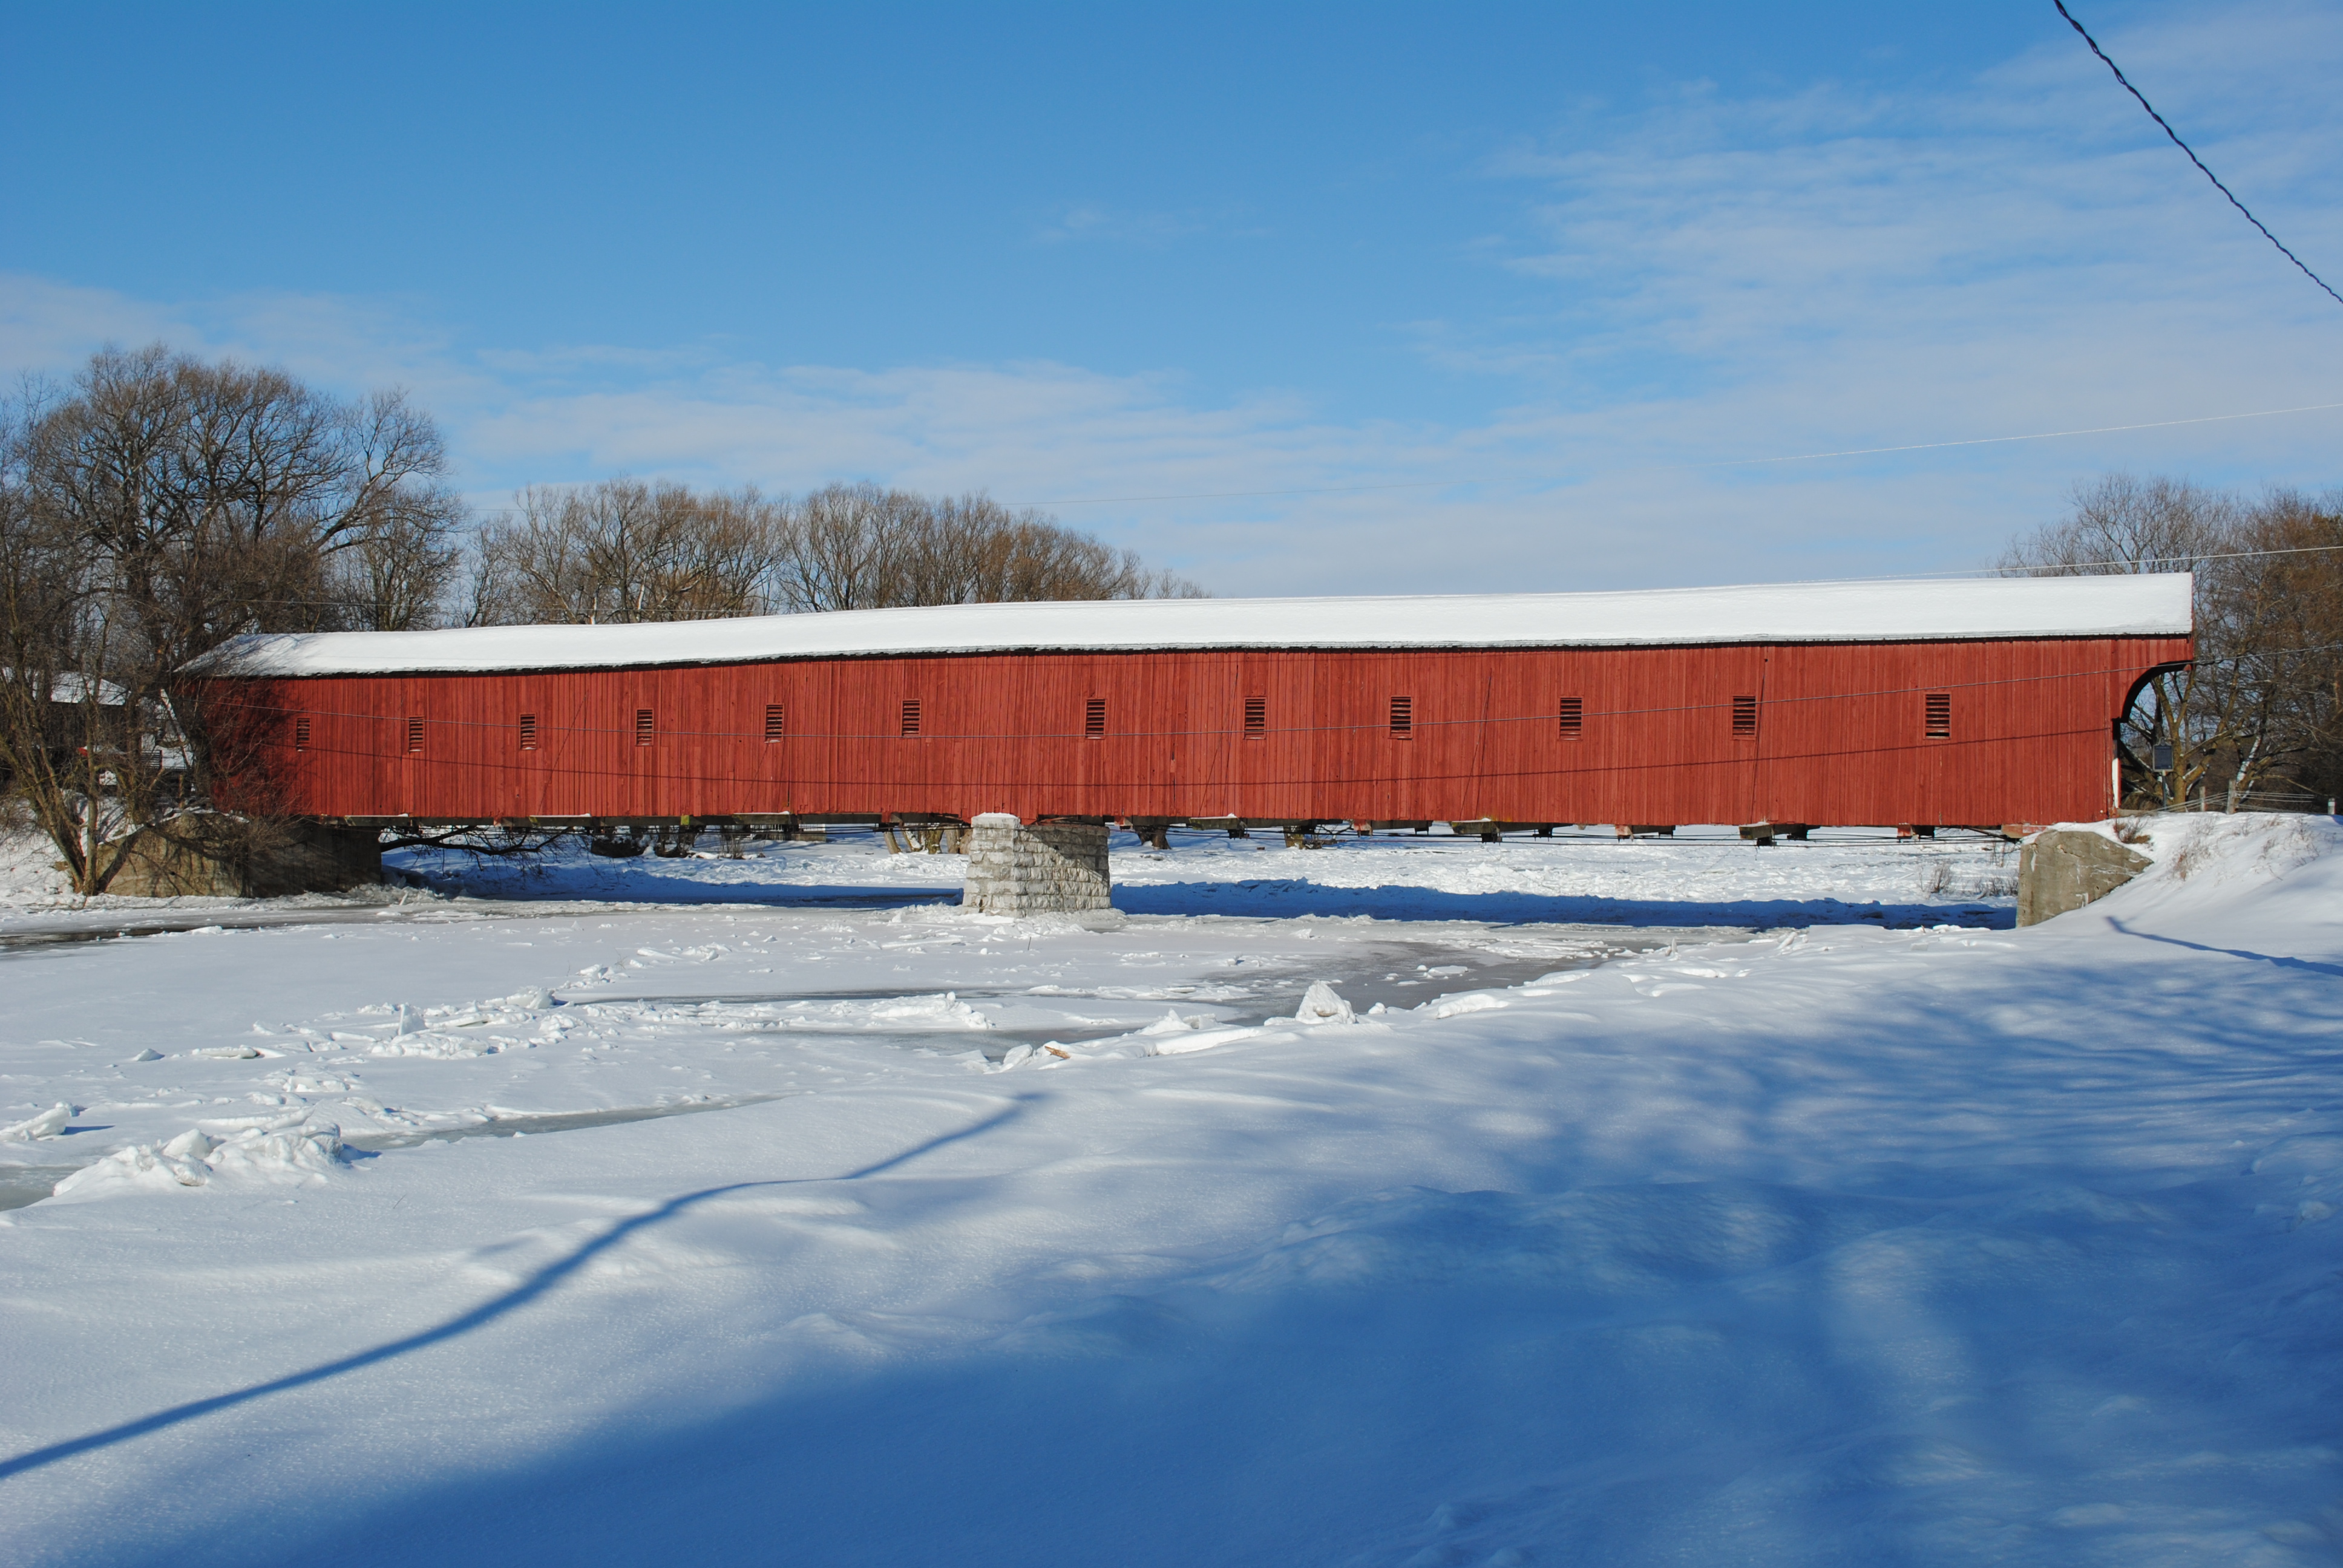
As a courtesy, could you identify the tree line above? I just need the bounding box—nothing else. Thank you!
[467,477,1200,626]
[0,347,1201,892]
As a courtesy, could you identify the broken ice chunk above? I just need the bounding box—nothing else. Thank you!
[1293,982,1355,1025]
[0,1103,76,1142]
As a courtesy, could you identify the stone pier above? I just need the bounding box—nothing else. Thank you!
[961,814,1112,915]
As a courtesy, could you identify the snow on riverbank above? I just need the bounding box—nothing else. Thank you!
[1,817,2338,1566]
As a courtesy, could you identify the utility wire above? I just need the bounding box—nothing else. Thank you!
[1727,540,2343,589]
[1004,479,1452,506]
[1008,399,2343,507]
[2054,0,2343,309]
[189,538,2343,626]
[1687,402,2343,468]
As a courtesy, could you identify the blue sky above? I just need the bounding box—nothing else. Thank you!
[4,1,2339,595]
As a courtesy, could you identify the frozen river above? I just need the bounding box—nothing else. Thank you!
[3,818,2339,1567]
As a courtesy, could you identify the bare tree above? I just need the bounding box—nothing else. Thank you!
[2001,474,2343,811]
[0,347,464,893]
[472,479,1207,622]
[472,479,784,624]
[771,483,928,612]
[770,484,1205,611]
[2235,488,2343,803]
[327,482,468,631]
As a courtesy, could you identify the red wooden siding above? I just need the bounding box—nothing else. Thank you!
[190,634,2191,828]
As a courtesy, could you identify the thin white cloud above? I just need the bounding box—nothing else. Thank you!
[1034,203,1213,245]
[4,1,2336,598]
[0,273,185,384]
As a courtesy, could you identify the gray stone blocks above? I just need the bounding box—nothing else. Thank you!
[960,813,1112,914]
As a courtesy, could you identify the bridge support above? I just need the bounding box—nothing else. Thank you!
[962,814,1112,915]
[2016,826,2149,927]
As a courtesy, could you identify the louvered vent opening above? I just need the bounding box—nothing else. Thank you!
[1085,697,1106,739]
[764,703,785,742]
[1924,691,1951,739]
[1558,697,1582,739]
[1243,696,1266,738]
[900,699,922,737]
[518,714,537,751]
[1731,695,1758,737]
[1389,696,1412,736]
[293,716,310,752]
[405,716,424,753]
[635,709,655,746]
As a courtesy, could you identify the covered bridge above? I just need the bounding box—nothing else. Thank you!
[182,574,2193,838]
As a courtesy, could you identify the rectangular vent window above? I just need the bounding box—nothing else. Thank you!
[635,709,655,746]
[1085,697,1106,739]
[1558,697,1582,739]
[1244,696,1266,738]
[764,703,785,742]
[405,716,424,754]
[519,714,537,751]
[1731,695,1758,737]
[900,699,922,737]
[293,716,310,752]
[1389,696,1412,736]
[1924,691,1951,739]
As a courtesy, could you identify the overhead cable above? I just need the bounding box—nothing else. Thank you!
[1006,399,2343,507]
[200,537,2343,624]
[2053,0,2343,309]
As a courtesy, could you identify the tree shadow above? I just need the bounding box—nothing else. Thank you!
[85,1172,2333,1568]
[0,1099,1035,1485]
[2105,917,2343,977]
[25,920,2343,1566]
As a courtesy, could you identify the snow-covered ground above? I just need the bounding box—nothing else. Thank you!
[2,818,2339,1566]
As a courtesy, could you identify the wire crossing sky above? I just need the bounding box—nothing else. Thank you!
[2054,0,2343,307]
[3,2,2338,596]
[1010,400,2343,506]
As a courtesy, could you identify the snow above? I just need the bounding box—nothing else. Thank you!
[0,1103,73,1142]
[0,670,129,705]
[185,573,2193,676]
[2,813,2339,1566]
[48,1118,344,1201]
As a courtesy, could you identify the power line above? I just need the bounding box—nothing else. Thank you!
[1687,403,2343,468]
[182,539,2343,642]
[2054,0,2343,309]
[1739,539,2343,589]
[1004,479,1453,506]
[1005,399,2343,507]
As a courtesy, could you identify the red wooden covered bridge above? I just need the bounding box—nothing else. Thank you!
[183,575,2193,838]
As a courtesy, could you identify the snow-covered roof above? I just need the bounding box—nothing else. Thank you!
[182,573,2194,678]
[2,670,130,705]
